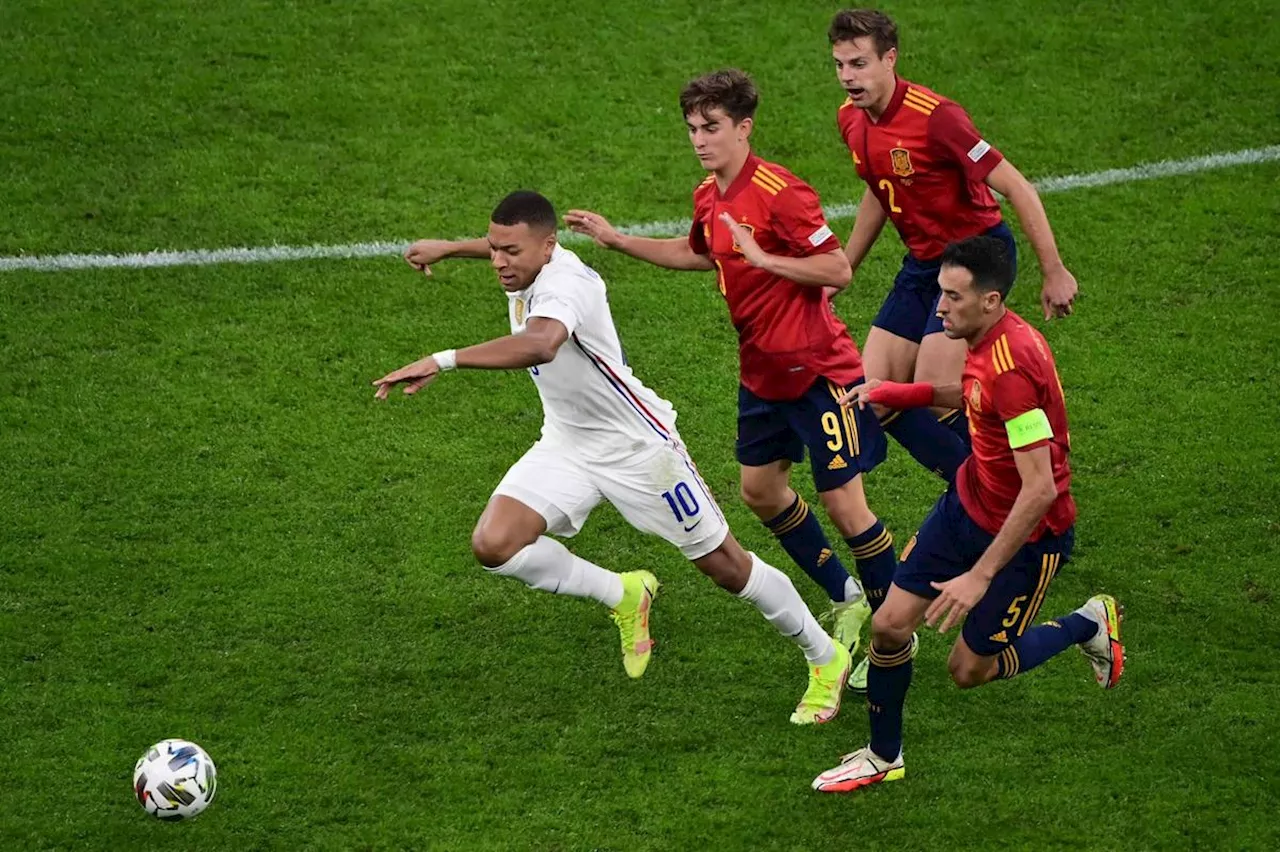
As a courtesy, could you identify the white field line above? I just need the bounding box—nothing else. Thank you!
[3,144,1277,274]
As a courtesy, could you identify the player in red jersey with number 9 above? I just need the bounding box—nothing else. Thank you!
[566,70,901,698]
[829,9,1079,482]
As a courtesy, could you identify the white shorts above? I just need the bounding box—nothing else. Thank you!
[492,436,729,561]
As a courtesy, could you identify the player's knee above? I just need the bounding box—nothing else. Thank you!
[947,655,993,690]
[871,606,915,649]
[817,485,876,537]
[739,479,787,516]
[470,524,528,569]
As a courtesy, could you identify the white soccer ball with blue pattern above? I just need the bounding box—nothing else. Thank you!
[132,739,217,820]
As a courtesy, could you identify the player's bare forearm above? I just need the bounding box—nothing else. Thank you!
[404,236,490,275]
[456,334,558,370]
[456,319,570,370]
[987,161,1077,318]
[971,447,1058,581]
[1006,185,1065,273]
[987,162,1064,274]
[615,235,715,271]
[757,250,852,289]
[930,382,964,410]
[438,238,491,259]
[844,187,888,273]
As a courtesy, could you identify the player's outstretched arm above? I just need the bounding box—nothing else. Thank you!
[563,210,715,271]
[926,444,1058,632]
[404,237,491,276]
[838,379,963,410]
[985,161,1078,320]
[372,318,568,399]
[844,186,888,275]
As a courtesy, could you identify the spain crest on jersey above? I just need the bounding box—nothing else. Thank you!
[730,222,755,254]
[967,379,982,414]
[890,147,914,177]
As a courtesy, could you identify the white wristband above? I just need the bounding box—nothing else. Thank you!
[433,349,458,371]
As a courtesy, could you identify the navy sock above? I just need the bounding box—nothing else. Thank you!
[867,638,916,761]
[936,407,972,448]
[996,613,1097,679]
[881,408,969,481]
[764,495,852,601]
[844,521,895,612]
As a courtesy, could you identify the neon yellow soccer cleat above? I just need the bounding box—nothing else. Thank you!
[825,594,872,657]
[847,655,870,692]
[790,640,852,725]
[610,571,660,679]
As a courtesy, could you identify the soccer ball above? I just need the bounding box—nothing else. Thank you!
[132,739,217,820]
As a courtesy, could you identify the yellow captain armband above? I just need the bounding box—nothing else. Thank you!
[1005,408,1053,449]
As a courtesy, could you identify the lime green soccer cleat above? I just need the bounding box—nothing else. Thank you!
[824,594,872,657]
[847,656,870,692]
[610,571,660,679]
[790,640,852,725]
[821,593,872,691]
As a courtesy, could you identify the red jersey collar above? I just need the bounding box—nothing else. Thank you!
[871,76,910,125]
[718,151,761,200]
[970,307,1017,351]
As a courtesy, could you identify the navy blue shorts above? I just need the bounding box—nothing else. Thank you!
[895,484,1074,657]
[736,378,888,493]
[872,221,1018,343]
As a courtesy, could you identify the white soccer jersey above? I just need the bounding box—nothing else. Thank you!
[507,245,679,463]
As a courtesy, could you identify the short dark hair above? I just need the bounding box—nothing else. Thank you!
[680,69,758,123]
[491,190,556,234]
[828,9,899,56]
[941,236,1015,299]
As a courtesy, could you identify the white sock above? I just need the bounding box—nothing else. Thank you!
[833,576,866,607]
[738,552,836,665]
[488,536,624,608]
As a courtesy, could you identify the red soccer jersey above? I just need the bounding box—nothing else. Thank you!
[688,153,864,401]
[838,77,1004,261]
[957,309,1076,540]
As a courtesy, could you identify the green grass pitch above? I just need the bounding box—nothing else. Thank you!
[1,1,1278,848]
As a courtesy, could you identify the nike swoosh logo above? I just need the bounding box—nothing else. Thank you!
[683,519,703,532]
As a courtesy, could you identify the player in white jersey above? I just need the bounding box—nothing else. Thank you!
[375,191,852,724]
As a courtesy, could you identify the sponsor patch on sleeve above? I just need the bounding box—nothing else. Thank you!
[808,224,834,247]
[967,140,992,162]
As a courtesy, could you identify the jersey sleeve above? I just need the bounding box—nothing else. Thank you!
[688,192,710,254]
[771,183,841,257]
[928,103,1004,182]
[991,367,1052,451]
[527,273,591,336]
[837,103,856,150]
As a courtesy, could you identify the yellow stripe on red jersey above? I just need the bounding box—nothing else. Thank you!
[750,176,781,196]
[753,166,788,192]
